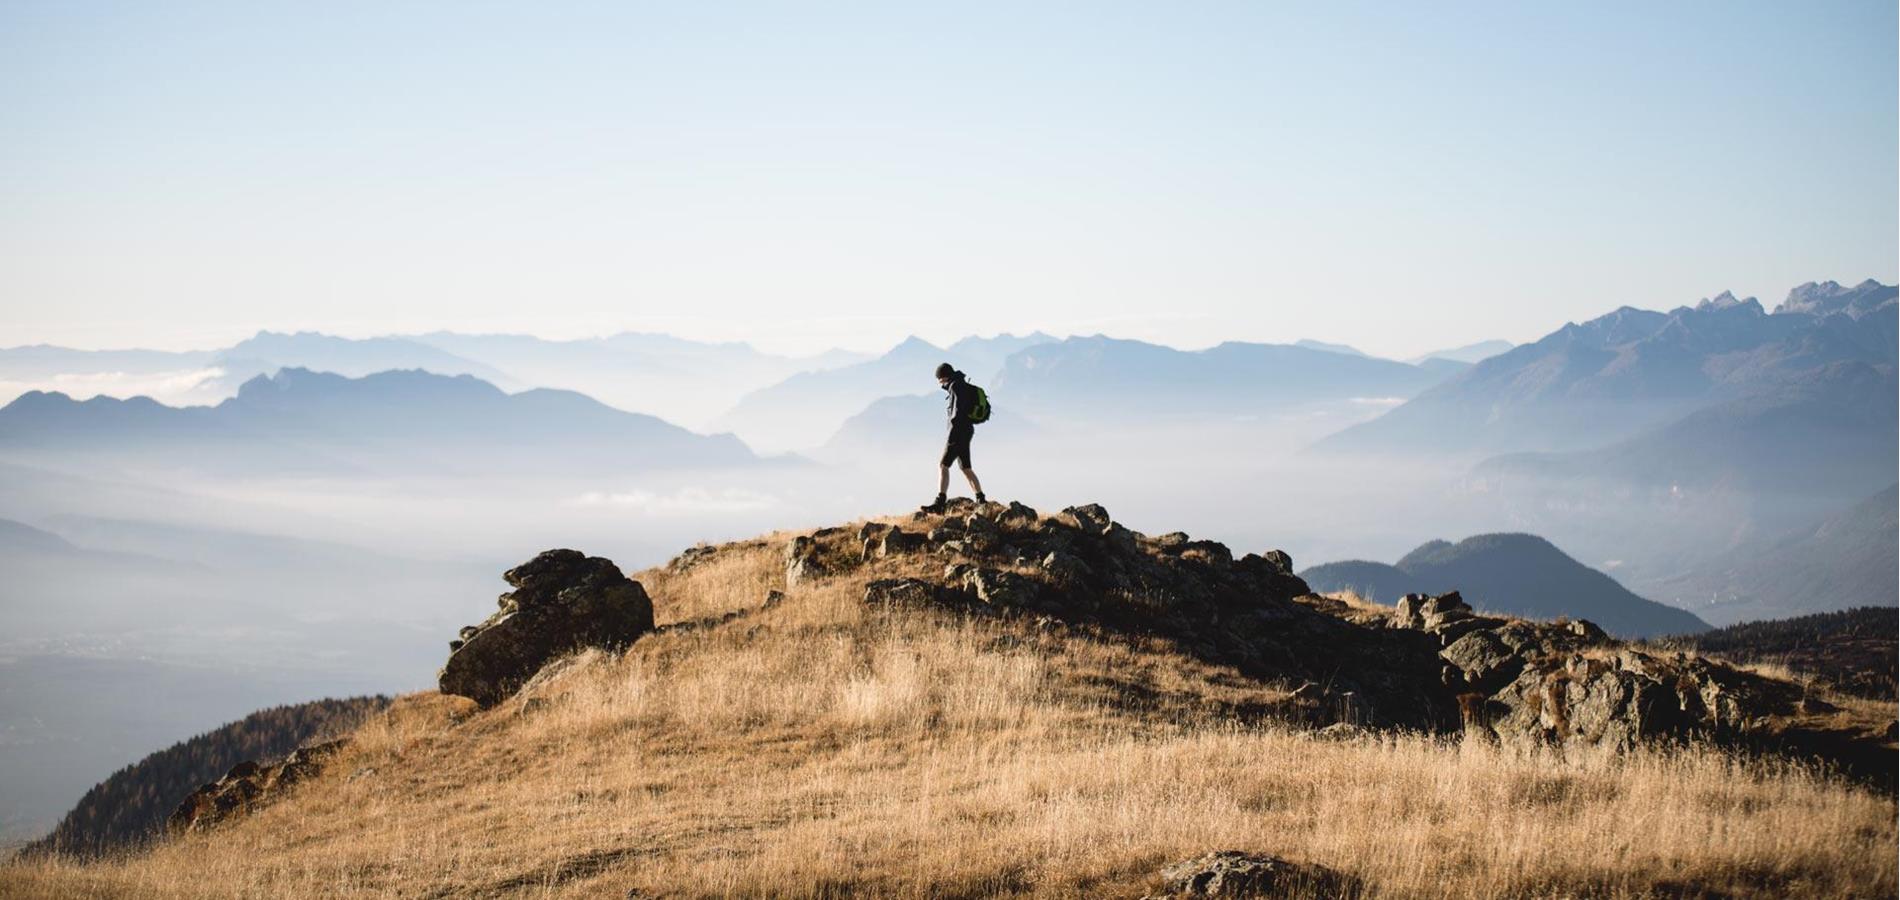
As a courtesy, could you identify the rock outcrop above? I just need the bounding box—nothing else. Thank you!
[168,740,347,835]
[430,503,1889,782]
[879,500,1453,729]
[1388,590,1824,752]
[439,549,654,707]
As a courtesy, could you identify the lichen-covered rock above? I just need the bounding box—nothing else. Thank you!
[1392,593,1428,629]
[785,535,823,585]
[438,550,654,707]
[1147,850,1351,898]
[863,578,945,608]
[1386,591,1807,751]
[1178,540,1233,567]
[1258,549,1294,574]
[965,568,1041,608]
[996,500,1038,527]
[665,545,717,573]
[860,525,924,560]
[1440,629,1522,694]
[1059,503,1115,536]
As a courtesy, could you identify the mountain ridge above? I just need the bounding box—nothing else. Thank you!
[1299,532,1710,638]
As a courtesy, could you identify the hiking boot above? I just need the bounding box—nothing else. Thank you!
[975,492,987,504]
[919,495,948,514]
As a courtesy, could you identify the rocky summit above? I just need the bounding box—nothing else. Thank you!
[427,500,1891,774]
[438,549,654,707]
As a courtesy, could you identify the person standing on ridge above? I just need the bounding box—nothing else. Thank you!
[923,362,987,513]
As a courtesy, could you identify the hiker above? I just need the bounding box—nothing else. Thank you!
[923,362,987,513]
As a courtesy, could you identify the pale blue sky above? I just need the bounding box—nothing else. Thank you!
[2,1,1894,357]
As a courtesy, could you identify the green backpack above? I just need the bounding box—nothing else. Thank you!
[967,385,991,424]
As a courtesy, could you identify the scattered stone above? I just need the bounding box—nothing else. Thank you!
[784,535,824,586]
[1153,531,1191,550]
[864,526,924,560]
[965,568,1040,608]
[997,501,1038,527]
[1440,630,1523,694]
[1565,618,1609,643]
[169,740,348,834]
[1148,850,1350,898]
[666,545,717,573]
[1040,551,1092,587]
[863,578,943,608]
[1314,722,1368,742]
[1059,503,1115,536]
[1178,540,1233,567]
[1392,594,1428,629]
[439,550,654,707]
[1258,550,1294,574]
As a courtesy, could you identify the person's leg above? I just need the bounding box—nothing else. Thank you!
[938,465,951,497]
[961,464,983,497]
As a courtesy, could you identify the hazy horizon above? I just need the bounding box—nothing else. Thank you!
[3,273,1886,360]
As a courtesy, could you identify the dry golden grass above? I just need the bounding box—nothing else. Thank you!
[5,525,1894,899]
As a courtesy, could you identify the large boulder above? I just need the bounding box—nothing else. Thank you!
[438,550,654,707]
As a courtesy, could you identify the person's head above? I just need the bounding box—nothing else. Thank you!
[934,362,955,386]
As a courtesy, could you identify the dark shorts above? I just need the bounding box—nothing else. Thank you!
[941,423,974,468]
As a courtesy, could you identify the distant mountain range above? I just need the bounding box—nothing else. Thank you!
[0,330,871,429]
[1407,339,1515,365]
[1644,485,1898,625]
[988,335,1458,423]
[403,331,865,430]
[1474,361,1896,500]
[1300,532,1711,638]
[1320,279,1897,458]
[0,368,757,477]
[714,333,1056,452]
[815,393,1042,463]
[1293,339,1368,357]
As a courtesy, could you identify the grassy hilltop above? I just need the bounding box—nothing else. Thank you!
[4,501,1894,899]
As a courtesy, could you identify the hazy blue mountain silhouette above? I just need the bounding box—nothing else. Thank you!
[817,392,1042,462]
[946,332,1059,382]
[989,335,1454,421]
[1300,532,1710,638]
[407,331,867,429]
[2,330,873,429]
[1319,281,1897,456]
[216,331,520,388]
[0,346,215,379]
[0,368,755,476]
[715,333,1055,452]
[1293,339,1369,357]
[1645,485,1898,625]
[1407,339,1514,365]
[1474,361,1897,500]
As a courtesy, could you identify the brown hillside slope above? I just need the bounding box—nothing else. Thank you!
[4,501,1894,898]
